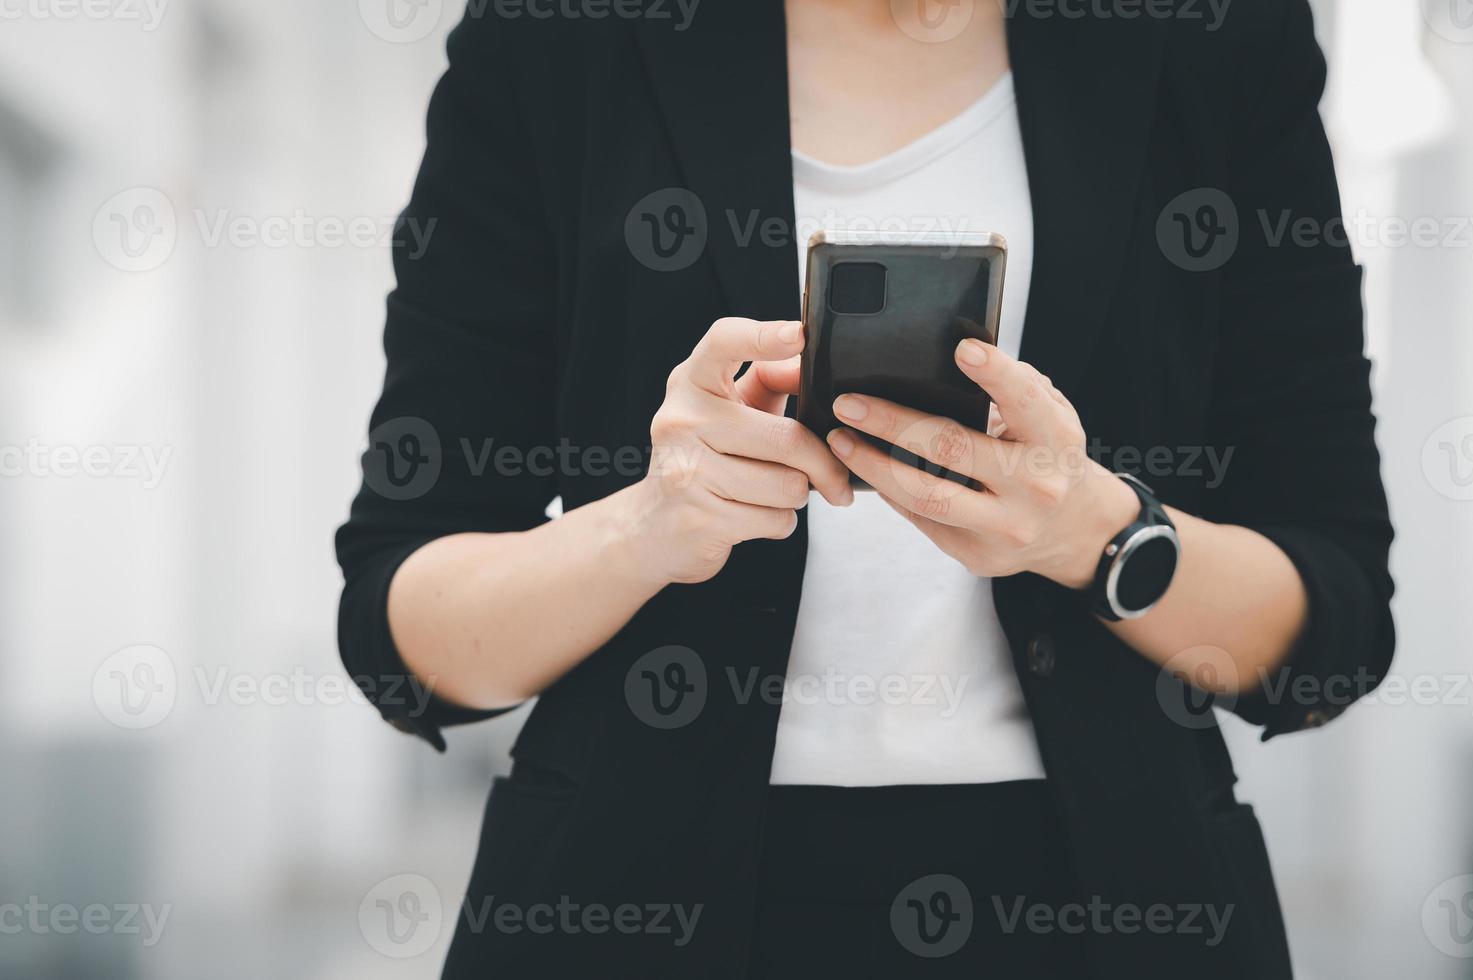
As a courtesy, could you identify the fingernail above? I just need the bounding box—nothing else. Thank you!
[957,339,988,366]
[779,321,802,344]
[833,395,867,421]
[828,429,855,458]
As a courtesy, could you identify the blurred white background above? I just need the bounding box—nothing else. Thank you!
[0,1,1469,977]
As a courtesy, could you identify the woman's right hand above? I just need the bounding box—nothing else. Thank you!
[384,318,850,708]
[618,317,854,586]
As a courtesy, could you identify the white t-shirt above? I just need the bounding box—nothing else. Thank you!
[770,73,1047,786]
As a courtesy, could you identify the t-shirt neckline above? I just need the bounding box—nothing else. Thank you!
[791,71,1016,192]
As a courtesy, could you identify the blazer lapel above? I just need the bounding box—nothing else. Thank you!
[633,0,809,624]
[632,0,802,324]
[1007,11,1166,398]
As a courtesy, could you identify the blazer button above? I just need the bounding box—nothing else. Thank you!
[1303,708,1330,729]
[1026,634,1056,678]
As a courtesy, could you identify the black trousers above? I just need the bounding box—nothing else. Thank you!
[749,781,1092,979]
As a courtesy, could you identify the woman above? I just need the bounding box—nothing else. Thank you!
[336,0,1394,976]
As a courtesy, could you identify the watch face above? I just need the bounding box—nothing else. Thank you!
[1115,532,1179,613]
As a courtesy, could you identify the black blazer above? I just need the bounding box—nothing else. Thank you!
[336,1,1394,976]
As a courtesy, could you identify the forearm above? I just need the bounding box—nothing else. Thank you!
[1103,507,1309,695]
[386,485,664,710]
[380,320,851,714]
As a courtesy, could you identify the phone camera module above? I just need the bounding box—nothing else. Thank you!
[827,261,887,316]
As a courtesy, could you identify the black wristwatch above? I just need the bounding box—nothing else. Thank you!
[1087,473,1180,621]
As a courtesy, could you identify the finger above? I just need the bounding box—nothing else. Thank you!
[709,496,800,542]
[687,318,804,395]
[702,400,853,506]
[954,340,1073,448]
[702,454,814,511]
[830,393,1015,486]
[734,355,801,414]
[826,426,1000,529]
[877,489,975,556]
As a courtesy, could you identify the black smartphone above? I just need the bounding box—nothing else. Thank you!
[796,230,1007,488]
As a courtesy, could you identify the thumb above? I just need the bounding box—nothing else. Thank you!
[735,355,801,413]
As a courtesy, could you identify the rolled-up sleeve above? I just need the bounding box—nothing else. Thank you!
[334,13,556,750]
[1201,0,1395,738]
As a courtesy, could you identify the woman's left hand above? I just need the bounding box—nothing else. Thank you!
[825,338,1139,590]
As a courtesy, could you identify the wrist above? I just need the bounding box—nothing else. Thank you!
[599,481,677,595]
[1051,465,1140,590]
